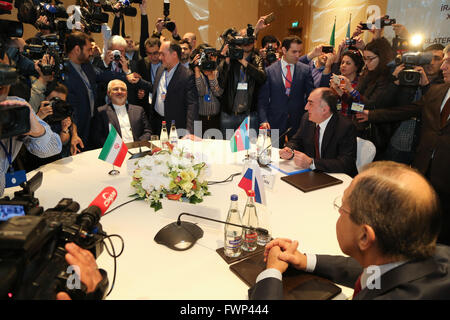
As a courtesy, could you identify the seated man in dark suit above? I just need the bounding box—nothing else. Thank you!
[92,79,152,148]
[250,161,450,300]
[279,87,357,176]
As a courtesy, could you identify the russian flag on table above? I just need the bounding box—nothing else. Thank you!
[98,124,128,167]
[230,116,250,152]
[238,164,266,205]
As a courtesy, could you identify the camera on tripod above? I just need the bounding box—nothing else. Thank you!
[0,172,109,299]
[361,15,396,30]
[395,51,432,86]
[102,0,138,17]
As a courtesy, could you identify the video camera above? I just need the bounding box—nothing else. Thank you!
[0,172,109,299]
[15,0,68,32]
[361,15,396,30]
[221,24,255,60]
[395,51,432,86]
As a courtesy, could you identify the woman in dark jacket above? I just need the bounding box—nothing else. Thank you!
[347,38,398,157]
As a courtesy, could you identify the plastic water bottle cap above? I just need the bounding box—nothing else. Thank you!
[247,190,255,197]
[230,194,238,201]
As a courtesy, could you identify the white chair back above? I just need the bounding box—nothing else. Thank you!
[356,137,376,173]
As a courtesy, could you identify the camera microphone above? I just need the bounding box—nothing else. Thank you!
[76,186,117,231]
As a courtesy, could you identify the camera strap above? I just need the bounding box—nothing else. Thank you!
[0,139,27,188]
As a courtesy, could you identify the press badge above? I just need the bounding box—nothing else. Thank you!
[237,82,248,90]
[351,102,365,113]
[336,103,342,111]
[204,94,211,102]
[148,93,153,104]
[5,170,27,188]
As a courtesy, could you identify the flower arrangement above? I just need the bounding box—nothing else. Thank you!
[130,146,210,211]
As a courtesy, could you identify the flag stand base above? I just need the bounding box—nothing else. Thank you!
[109,165,120,176]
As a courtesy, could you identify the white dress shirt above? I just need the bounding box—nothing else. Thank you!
[112,104,134,143]
[155,63,179,117]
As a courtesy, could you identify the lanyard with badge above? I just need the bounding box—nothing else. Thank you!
[237,66,248,91]
[204,75,212,102]
[0,139,27,188]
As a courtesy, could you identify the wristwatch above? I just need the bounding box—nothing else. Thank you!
[288,148,295,160]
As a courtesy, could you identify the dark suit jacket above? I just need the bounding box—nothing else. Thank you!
[150,64,198,133]
[368,83,450,195]
[286,113,357,177]
[249,245,450,300]
[92,103,152,149]
[258,60,314,136]
[63,62,98,149]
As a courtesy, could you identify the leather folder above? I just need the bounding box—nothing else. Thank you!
[280,170,343,193]
[230,253,342,300]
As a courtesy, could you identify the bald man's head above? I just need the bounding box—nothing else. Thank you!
[347,161,441,260]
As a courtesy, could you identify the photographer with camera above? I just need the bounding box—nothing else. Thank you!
[259,35,280,68]
[0,56,62,197]
[190,44,223,135]
[218,25,266,136]
[356,44,450,246]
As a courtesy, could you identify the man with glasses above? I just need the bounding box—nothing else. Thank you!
[92,80,152,148]
[249,161,450,300]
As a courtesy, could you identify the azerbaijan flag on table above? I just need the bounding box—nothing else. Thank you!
[230,116,250,152]
[98,124,128,167]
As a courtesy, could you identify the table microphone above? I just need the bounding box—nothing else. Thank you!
[76,186,118,231]
[154,212,269,251]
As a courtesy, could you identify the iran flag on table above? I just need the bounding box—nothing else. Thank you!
[98,124,128,167]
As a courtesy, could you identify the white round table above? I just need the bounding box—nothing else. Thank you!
[7,139,354,299]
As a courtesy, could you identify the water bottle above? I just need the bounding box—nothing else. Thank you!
[224,194,243,258]
[242,190,259,252]
[169,120,178,147]
[160,121,169,149]
[257,128,272,165]
[256,126,265,157]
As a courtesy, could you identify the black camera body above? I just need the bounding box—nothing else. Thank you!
[0,173,105,300]
[345,37,356,46]
[396,51,432,86]
[361,15,396,30]
[44,96,73,123]
[198,47,218,71]
[265,43,277,65]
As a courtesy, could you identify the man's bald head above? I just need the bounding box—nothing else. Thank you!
[347,161,441,260]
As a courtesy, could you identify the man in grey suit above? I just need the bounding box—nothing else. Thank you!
[249,161,450,300]
[92,80,152,148]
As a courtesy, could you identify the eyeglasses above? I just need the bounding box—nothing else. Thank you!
[333,196,351,215]
[363,55,378,62]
